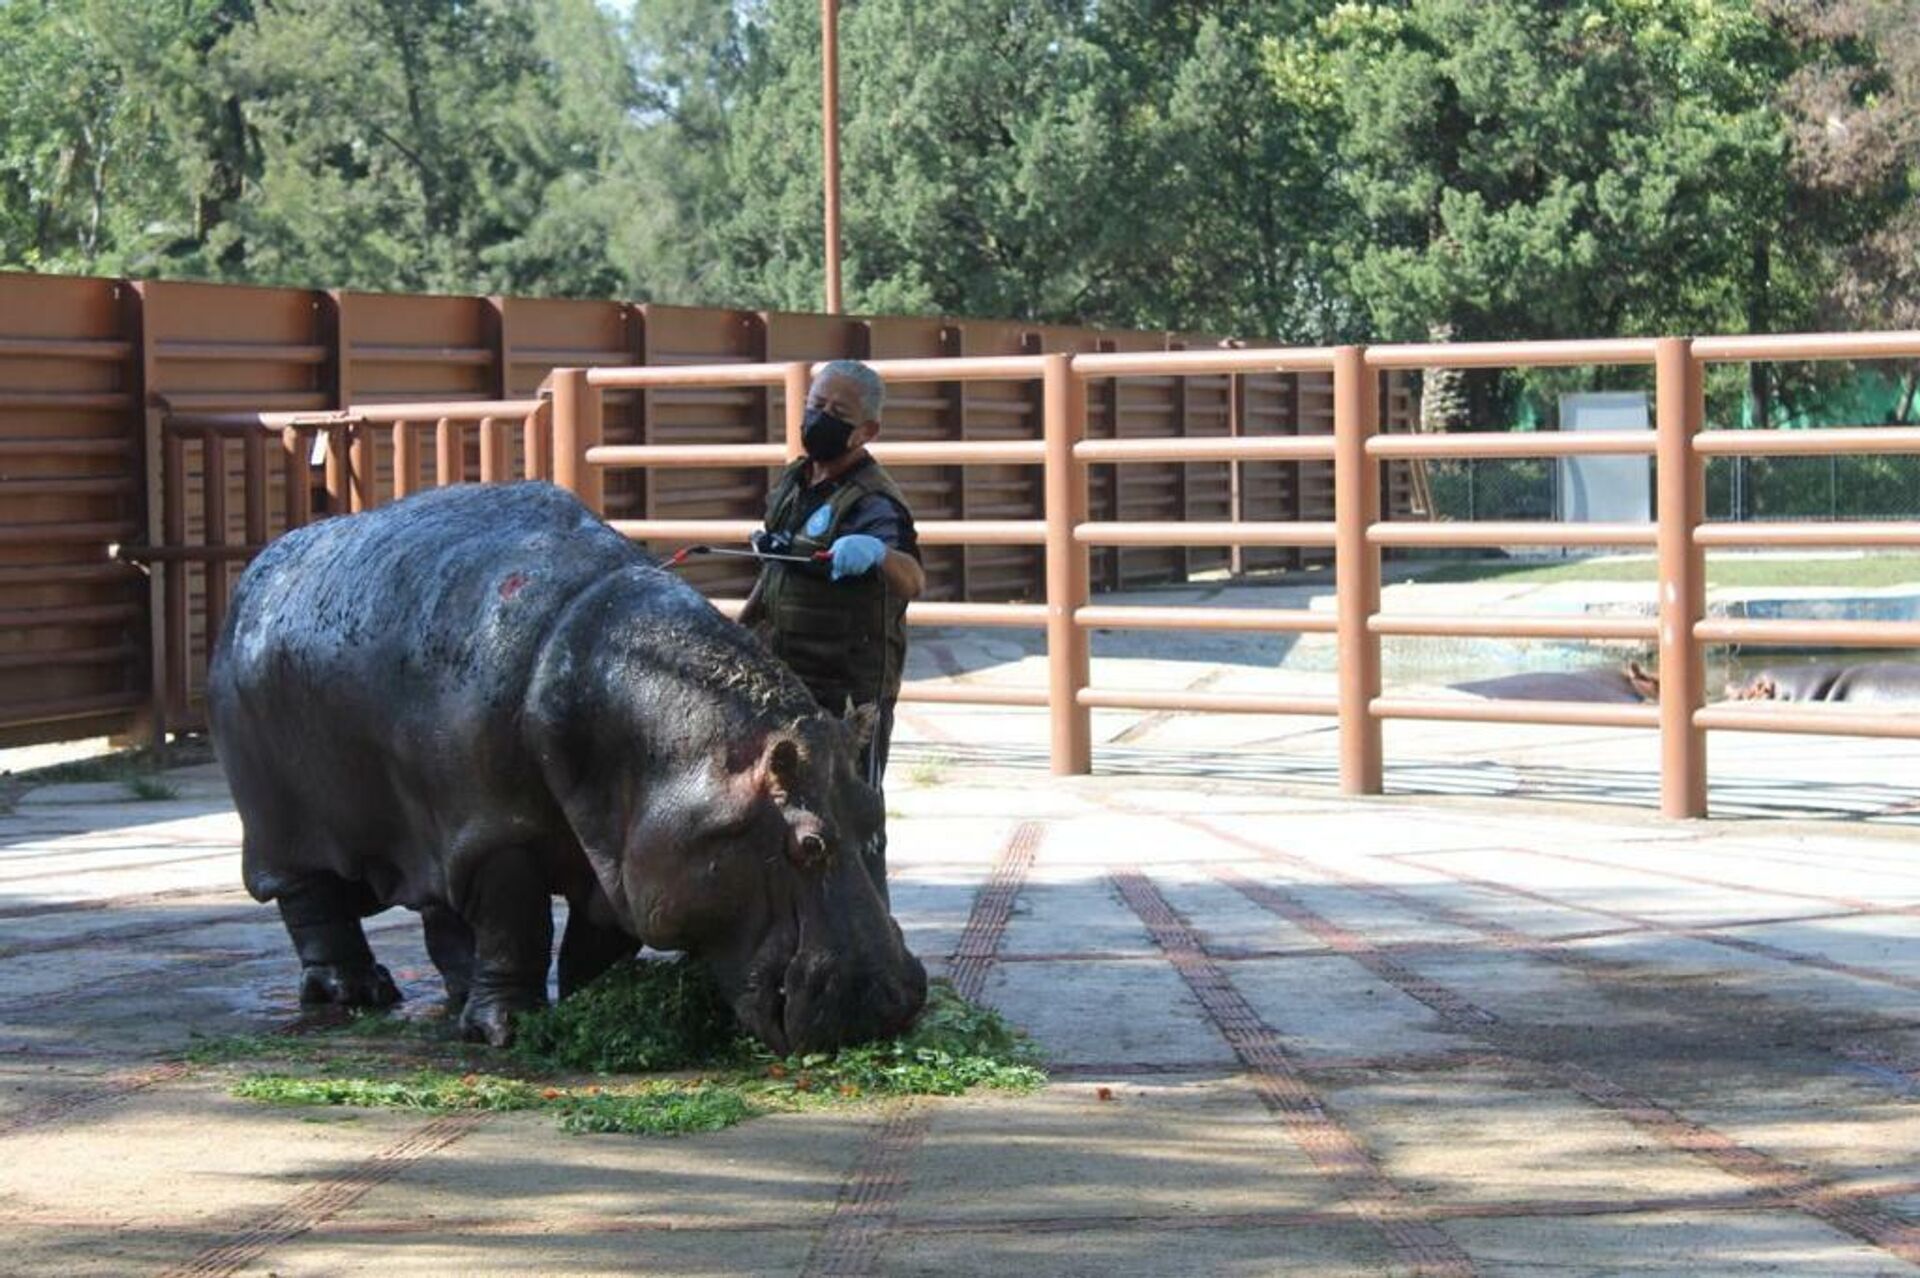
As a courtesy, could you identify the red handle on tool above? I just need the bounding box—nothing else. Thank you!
[663,544,832,570]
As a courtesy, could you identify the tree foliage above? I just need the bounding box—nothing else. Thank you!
[2,0,1916,359]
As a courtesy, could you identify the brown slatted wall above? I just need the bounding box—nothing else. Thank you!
[334,290,499,508]
[1237,368,1291,574]
[862,317,963,601]
[0,273,146,746]
[1170,335,1234,578]
[957,321,1045,601]
[500,295,643,505]
[5,271,1434,743]
[637,305,769,598]
[140,280,330,716]
[1110,334,1185,588]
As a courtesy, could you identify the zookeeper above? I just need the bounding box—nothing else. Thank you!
[739,358,925,790]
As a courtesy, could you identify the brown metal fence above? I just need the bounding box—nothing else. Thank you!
[0,274,146,748]
[25,274,1917,820]
[547,334,1920,819]
[0,270,1409,746]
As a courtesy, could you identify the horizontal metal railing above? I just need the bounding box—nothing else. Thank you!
[144,397,554,729]
[548,331,1920,817]
[145,328,1920,817]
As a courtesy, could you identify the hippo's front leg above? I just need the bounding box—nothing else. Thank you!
[451,846,554,1046]
[558,884,639,998]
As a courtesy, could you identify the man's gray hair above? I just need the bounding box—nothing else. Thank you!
[815,359,886,423]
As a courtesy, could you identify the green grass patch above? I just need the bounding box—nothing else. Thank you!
[905,750,953,786]
[124,775,180,801]
[218,964,1044,1137]
[20,739,212,785]
[184,1031,324,1065]
[1410,553,1920,588]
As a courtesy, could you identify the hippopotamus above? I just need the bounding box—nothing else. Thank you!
[1728,661,1920,704]
[1451,663,1660,704]
[207,481,926,1053]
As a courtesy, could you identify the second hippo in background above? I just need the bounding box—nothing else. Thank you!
[1451,663,1660,704]
[1729,661,1920,704]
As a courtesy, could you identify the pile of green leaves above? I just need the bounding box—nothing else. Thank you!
[214,962,1043,1136]
[510,957,743,1073]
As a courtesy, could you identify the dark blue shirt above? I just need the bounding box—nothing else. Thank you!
[790,457,920,561]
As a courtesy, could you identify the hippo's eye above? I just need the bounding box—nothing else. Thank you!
[788,831,830,869]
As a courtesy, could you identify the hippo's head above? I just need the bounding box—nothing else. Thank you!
[562,701,925,1057]
[1729,673,1781,701]
[697,708,927,1055]
[528,574,927,1056]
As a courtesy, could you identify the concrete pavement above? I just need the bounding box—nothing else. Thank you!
[4,658,1920,1274]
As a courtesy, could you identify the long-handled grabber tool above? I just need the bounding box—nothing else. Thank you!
[662,544,832,570]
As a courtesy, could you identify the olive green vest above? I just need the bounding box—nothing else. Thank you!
[757,458,913,713]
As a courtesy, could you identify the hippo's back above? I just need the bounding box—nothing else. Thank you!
[209,482,646,903]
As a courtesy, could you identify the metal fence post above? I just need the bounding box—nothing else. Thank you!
[1656,338,1707,818]
[550,368,604,515]
[1043,353,1092,774]
[783,361,810,457]
[1334,345,1383,794]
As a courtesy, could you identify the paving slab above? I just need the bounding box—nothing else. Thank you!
[8,651,1920,1275]
[1446,1210,1911,1276]
[900,1079,1346,1225]
[1324,1063,1745,1206]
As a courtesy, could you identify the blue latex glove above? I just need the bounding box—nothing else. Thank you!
[829,533,887,581]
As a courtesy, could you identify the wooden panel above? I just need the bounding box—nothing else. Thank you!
[863,317,962,600]
[335,290,500,510]
[1107,331,1184,588]
[637,305,769,596]
[954,321,1044,601]
[499,295,641,502]
[139,279,330,719]
[1170,335,1234,577]
[0,272,145,744]
[1238,368,1301,574]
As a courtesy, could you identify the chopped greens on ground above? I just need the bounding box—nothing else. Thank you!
[511,956,742,1073]
[213,962,1042,1137]
[234,1070,756,1135]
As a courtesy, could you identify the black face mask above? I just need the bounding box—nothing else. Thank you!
[802,407,858,462]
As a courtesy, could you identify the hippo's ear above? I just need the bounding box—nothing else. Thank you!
[841,699,881,753]
[1625,661,1659,702]
[1750,675,1778,701]
[760,733,806,803]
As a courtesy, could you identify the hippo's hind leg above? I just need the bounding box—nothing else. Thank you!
[277,873,401,1009]
[558,886,638,999]
[421,905,476,1015]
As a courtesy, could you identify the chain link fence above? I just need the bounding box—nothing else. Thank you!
[1420,455,1920,522]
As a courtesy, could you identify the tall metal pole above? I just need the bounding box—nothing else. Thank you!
[1334,346,1383,795]
[821,0,844,315]
[1655,338,1706,817]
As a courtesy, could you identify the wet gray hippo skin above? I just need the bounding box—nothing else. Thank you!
[1732,661,1920,704]
[1452,668,1656,704]
[207,481,926,1053]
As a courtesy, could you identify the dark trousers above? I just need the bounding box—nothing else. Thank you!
[860,699,897,789]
